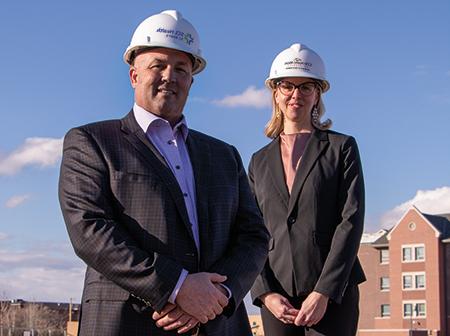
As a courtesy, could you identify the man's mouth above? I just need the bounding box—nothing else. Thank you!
[158,87,176,95]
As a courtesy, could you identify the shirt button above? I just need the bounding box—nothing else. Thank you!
[288,217,296,224]
[183,193,188,197]
[167,140,173,145]
[175,165,181,169]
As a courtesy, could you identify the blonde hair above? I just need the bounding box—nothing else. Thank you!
[264,81,332,139]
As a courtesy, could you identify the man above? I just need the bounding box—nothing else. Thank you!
[59,10,269,336]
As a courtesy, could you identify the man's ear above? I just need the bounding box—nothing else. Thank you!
[129,67,138,88]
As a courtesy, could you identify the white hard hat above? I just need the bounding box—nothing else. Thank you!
[123,10,206,75]
[266,43,330,92]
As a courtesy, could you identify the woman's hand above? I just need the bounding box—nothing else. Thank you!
[294,291,328,327]
[261,292,299,324]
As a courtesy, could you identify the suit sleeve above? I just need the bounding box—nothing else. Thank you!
[313,136,365,303]
[208,147,270,315]
[58,127,182,311]
[248,155,278,307]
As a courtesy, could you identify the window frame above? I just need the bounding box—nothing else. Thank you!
[380,248,390,264]
[380,277,390,291]
[380,304,391,318]
[402,300,426,318]
[401,244,425,263]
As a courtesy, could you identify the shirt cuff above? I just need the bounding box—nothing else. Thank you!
[168,269,188,304]
[219,284,232,299]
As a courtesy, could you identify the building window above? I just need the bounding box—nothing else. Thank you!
[381,304,390,317]
[416,303,426,317]
[380,277,390,291]
[403,301,426,318]
[403,275,413,289]
[401,244,425,262]
[415,274,425,289]
[402,247,412,261]
[402,272,426,290]
[380,249,389,264]
[415,246,425,260]
[404,303,413,317]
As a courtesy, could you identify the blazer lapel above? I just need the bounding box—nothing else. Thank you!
[186,131,210,268]
[287,130,329,215]
[120,111,193,236]
[266,138,289,207]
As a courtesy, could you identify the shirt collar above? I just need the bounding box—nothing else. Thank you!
[133,103,189,140]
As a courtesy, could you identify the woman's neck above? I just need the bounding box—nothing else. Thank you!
[283,120,313,134]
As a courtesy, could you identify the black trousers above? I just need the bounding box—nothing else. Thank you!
[260,286,359,336]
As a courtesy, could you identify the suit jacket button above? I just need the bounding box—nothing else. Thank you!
[288,217,296,224]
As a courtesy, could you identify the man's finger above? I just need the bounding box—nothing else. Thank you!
[163,313,190,331]
[208,273,227,283]
[155,308,183,327]
[152,303,176,320]
[177,318,199,334]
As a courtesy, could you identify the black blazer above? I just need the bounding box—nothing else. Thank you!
[58,111,269,336]
[249,129,366,305]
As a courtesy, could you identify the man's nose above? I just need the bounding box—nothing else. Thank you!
[161,66,176,82]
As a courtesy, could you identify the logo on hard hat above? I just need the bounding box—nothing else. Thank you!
[183,33,194,45]
[156,27,195,46]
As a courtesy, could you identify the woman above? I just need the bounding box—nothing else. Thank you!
[249,43,366,336]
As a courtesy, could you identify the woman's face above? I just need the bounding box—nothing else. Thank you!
[274,77,320,125]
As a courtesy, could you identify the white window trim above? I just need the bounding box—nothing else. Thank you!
[380,277,390,291]
[402,272,426,291]
[401,244,425,263]
[380,249,390,265]
[402,300,426,318]
[380,304,391,318]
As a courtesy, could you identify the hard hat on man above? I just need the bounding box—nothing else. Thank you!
[123,10,206,75]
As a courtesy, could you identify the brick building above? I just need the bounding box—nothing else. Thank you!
[358,205,450,336]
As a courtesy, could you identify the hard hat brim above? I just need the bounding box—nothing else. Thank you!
[123,45,206,75]
[265,76,330,92]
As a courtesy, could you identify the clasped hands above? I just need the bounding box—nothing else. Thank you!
[152,272,229,333]
[261,291,328,327]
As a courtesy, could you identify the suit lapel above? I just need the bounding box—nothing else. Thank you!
[266,138,289,207]
[120,111,193,237]
[186,131,210,268]
[288,130,329,215]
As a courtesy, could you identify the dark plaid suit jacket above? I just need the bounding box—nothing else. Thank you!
[58,111,269,336]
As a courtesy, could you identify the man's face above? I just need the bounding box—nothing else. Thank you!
[130,48,193,125]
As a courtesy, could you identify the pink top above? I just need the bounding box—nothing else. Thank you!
[280,132,311,193]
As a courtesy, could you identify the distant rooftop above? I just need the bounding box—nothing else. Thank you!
[361,229,388,244]
[423,213,450,240]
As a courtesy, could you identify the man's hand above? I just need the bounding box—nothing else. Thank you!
[294,291,328,327]
[175,272,228,323]
[153,303,199,333]
[261,292,298,324]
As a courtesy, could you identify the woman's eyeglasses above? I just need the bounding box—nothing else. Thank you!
[276,80,319,96]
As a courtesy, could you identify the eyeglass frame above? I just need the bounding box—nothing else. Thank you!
[275,80,322,96]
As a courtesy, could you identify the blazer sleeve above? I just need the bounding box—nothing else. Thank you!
[208,147,270,314]
[314,136,365,303]
[58,127,182,311]
[248,155,277,307]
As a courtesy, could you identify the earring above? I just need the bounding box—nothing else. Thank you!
[312,106,319,125]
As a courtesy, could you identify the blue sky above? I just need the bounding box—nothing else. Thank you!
[0,0,449,306]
